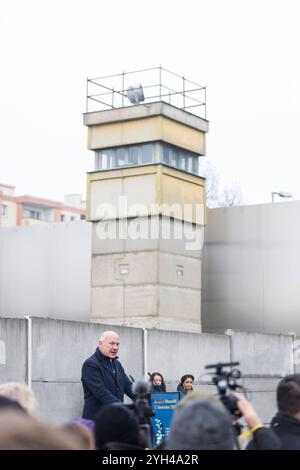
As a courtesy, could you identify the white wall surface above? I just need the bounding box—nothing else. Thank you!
[202,201,300,335]
[0,221,91,321]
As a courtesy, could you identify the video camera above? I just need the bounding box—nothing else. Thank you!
[129,379,154,449]
[205,362,243,417]
[131,379,154,424]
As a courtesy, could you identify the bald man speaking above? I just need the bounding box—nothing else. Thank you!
[81,331,135,419]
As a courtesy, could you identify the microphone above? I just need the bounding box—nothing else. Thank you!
[132,379,150,396]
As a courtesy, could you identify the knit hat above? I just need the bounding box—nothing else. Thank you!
[94,404,140,449]
[166,400,235,450]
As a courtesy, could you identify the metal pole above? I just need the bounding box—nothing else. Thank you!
[183,75,185,109]
[122,71,125,107]
[86,78,89,112]
[204,86,207,119]
[159,65,162,101]
[25,316,32,389]
[143,328,148,380]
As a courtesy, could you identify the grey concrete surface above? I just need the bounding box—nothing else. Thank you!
[202,201,300,336]
[230,331,294,376]
[33,381,84,423]
[83,101,209,133]
[31,318,143,382]
[0,221,91,321]
[0,317,296,425]
[147,329,230,381]
[0,318,27,383]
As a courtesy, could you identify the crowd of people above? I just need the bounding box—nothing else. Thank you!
[0,330,299,450]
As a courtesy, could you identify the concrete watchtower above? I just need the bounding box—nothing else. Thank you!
[84,67,209,333]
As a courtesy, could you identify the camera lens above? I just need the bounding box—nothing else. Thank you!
[230,369,241,379]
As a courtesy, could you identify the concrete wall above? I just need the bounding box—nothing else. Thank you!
[0,318,27,383]
[202,201,300,336]
[30,318,143,422]
[88,164,205,225]
[0,317,297,425]
[88,164,204,332]
[0,221,91,321]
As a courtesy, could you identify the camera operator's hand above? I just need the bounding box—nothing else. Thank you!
[230,391,262,429]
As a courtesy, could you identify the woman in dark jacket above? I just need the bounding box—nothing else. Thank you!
[177,374,194,398]
[149,372,167,393]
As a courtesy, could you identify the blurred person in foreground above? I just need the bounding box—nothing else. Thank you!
[0,382,37,415]
[61,422,95,450]
[0,411,86,449]
[166,399,235,450]
[81,331,134,419]
[269,374,300,449]
[0,395,27,414]
[166,391,280,450]
[94,403,145,450]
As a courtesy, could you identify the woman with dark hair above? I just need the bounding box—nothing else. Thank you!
[149,372,167,393]
[177,374,194,398]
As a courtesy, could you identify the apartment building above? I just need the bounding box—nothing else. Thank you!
[0,183,85,227]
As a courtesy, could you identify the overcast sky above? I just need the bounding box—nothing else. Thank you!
[1,0,299,205]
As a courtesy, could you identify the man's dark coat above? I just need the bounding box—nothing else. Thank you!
[81,348,134,419]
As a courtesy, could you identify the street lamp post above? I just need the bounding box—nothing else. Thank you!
[271,191,293,203]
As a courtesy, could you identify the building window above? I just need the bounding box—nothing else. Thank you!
[141,144,152,163]
[128,146,139,165]
[23,208,41,220]
[95,143,155,171]
[116,148,127,167]
[31,210,39,220]
[102,149,114,169]
[94,142,199,175]
[170,147,179,167]
[192,157,198,175]
[119,263,129,275]
[163,146,170,164]
[179,151,187,171]
[176,265,184,277]
[1,204,8,217]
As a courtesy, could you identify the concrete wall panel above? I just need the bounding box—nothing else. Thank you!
[147,329,230,383]
[159,252,201,289]
[91,286,124,319]
[92,218,159,255]
[125,285,157,317]
[92,252,158,287]
[0,317,296,425]
[230,331,293,376]
[0,222,91,321]
[33,382,83,423]
[30,319,143,383]
[159,285,200,321]
[0,318,26,382]
[202,202,300,336]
